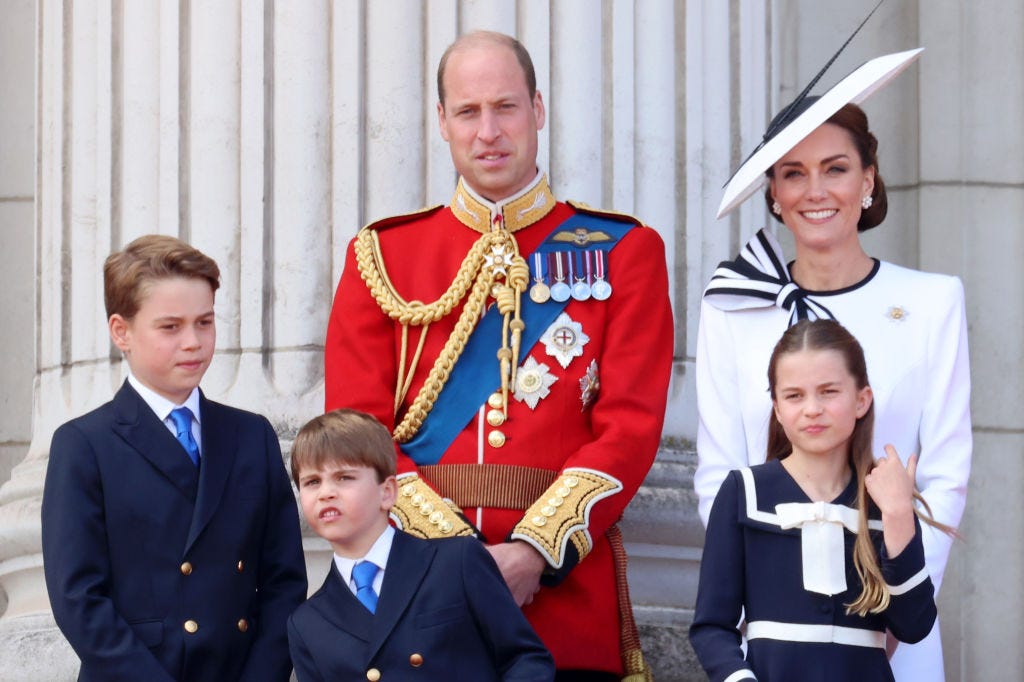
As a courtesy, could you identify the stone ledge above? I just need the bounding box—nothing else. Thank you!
[0,613,77,682]
[635,605,701,682]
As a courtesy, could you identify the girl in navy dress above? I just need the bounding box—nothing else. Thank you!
[690,319,956,682]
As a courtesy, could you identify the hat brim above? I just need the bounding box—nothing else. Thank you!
[716,47,925,220]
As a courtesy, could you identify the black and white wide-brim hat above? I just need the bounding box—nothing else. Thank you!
[717,47,924,220]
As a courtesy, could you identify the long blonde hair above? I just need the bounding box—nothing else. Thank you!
[766,320,956,616]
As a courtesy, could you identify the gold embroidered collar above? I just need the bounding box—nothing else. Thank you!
[450,174,556,234]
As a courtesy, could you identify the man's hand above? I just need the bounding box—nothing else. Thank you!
[486,541,546,606]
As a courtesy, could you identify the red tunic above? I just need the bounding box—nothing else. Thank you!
[325,177,673,673]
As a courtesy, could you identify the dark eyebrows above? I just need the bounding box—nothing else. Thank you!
[777,380,842,393]
[778,153,850,169]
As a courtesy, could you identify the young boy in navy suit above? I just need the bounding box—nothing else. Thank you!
[287,408,555,682]
[41,235,307,682]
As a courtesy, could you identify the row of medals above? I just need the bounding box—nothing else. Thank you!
[528,250,612,304]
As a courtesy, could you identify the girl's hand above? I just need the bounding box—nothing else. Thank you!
[865,444,917,558]
[864,444,916,516]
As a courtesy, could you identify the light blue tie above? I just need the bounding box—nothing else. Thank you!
[169,407,200,467]
[352,561,379,614]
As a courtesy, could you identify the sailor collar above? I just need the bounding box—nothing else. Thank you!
[450,172,557,234]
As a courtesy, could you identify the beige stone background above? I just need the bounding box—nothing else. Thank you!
[0,1,1020,680]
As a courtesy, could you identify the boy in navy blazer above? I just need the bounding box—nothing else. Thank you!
[41,235,307,681]
[287,409,555,681]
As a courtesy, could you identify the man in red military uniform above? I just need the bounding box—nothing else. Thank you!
[325,30,672,680]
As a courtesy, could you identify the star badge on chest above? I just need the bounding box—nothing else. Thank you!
[485,244,512,277]
[541,312,590,369]
[513,356,558,410]
[579,359,600,411]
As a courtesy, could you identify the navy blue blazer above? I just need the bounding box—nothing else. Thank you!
[287,531,555,681]
[41,381,307,682]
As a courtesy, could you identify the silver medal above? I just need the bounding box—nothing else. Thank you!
[571,280,591,301]
[591,250,612,300]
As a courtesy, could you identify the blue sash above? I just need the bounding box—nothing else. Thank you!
[402,213,634,465]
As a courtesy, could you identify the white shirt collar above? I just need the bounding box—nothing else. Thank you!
[127,373,202,424]
[334,525,395,593]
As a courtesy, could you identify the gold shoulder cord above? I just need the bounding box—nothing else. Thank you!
[354,227,529,443]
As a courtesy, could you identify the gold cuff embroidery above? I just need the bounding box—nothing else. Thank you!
[510,469,623,568]
[389,474,475,539]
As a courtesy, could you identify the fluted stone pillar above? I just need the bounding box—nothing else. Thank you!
[0,0,36,627]
[0,1,321,677]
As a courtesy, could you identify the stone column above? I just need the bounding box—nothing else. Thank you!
[0,0,99,676]
[671,2,775,678]
[0,1,322,677]
[0,0,36,626]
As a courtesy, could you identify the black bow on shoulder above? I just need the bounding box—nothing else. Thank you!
[702,229,837,326]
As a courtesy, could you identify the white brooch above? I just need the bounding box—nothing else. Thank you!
[885,305,909,323]
[513,357,558,409]
[541,312,590,368]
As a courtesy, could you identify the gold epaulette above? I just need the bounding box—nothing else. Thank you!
[566,200,645,226]
[509,469,623,568]
[390,473,476,539]
[359,204,445,234]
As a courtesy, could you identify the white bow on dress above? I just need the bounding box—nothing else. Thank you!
[776,500,861,596]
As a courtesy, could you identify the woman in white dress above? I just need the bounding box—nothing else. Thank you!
[694,55,971,682]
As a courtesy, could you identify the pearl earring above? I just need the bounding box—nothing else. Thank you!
[861,195,873,210]
[772,201,782,215]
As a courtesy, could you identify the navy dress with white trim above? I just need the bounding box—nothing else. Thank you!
[689,460,936,682]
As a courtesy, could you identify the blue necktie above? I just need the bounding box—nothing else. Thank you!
[352,561,379,614]
[169,407,200,467]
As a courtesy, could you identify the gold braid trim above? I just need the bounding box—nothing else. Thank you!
[354,227,491,325]
[354,226,528,443]
[389,474,475,539]
[509,469,623,569]
[608,524,654,682]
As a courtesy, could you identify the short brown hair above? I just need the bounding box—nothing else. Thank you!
[290,409,396,486]
[437,30,537,107]
[103,235,221,319]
